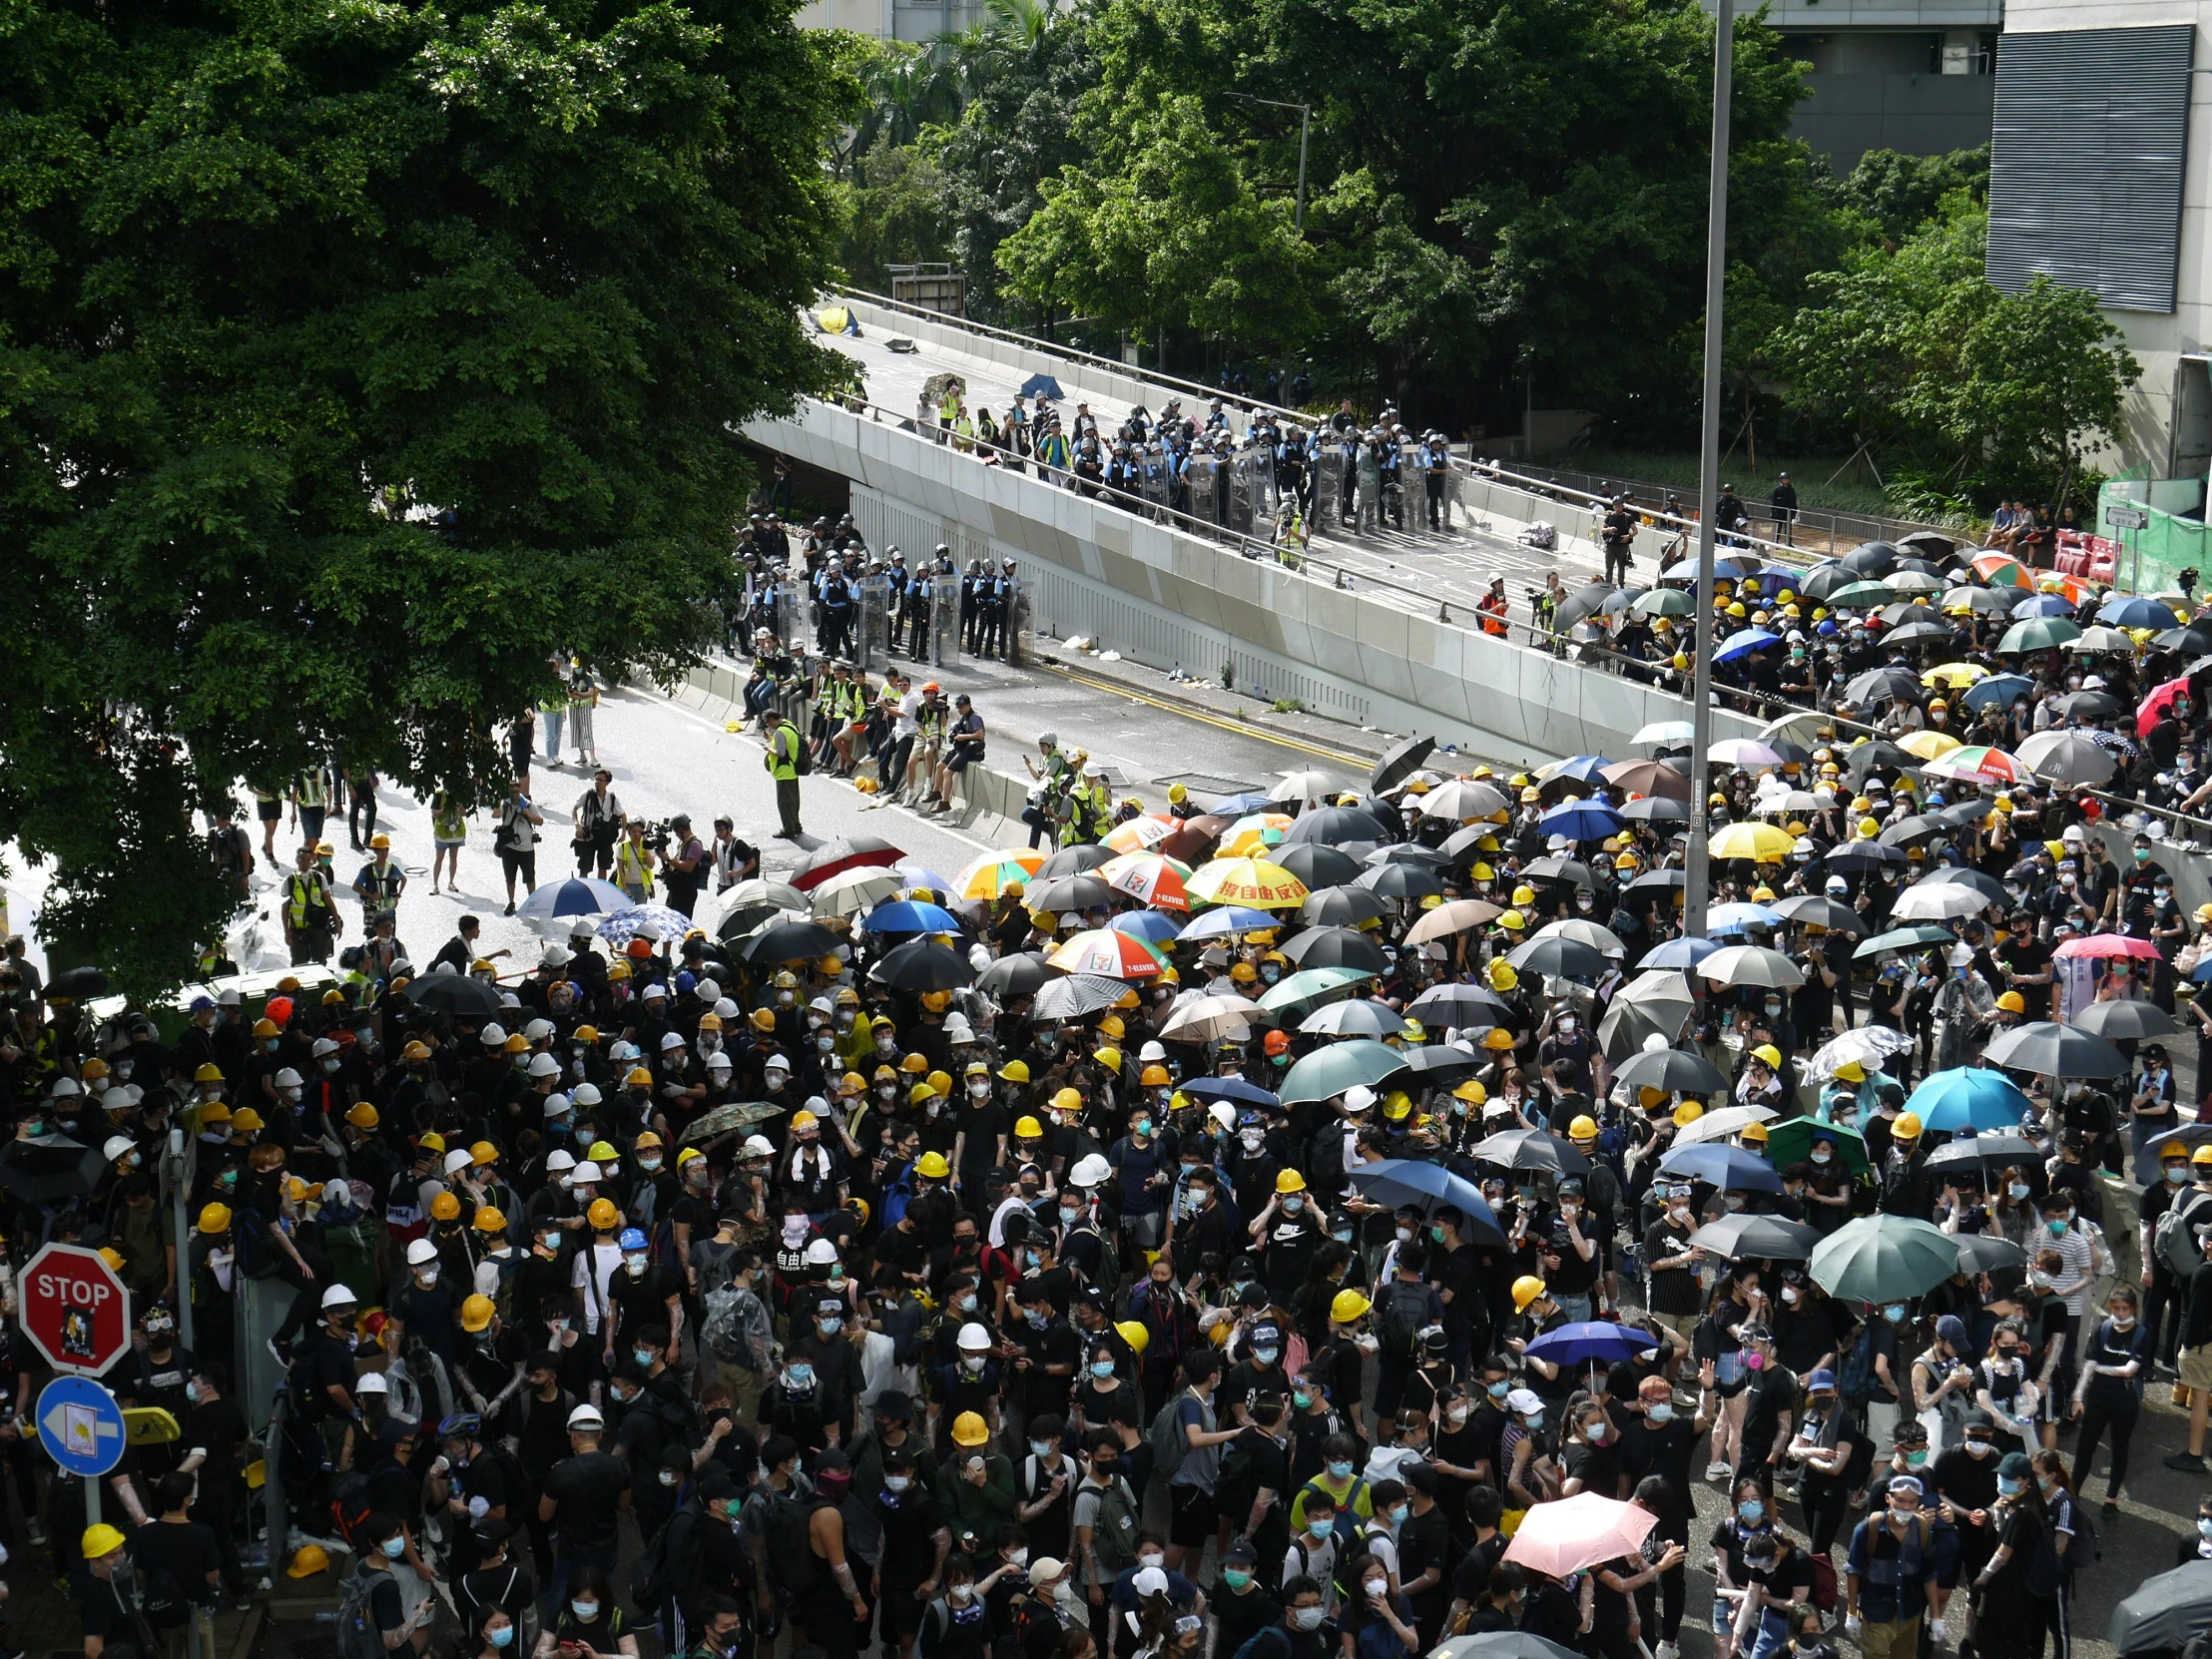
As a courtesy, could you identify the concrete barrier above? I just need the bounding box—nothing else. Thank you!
[745,400,1764,768]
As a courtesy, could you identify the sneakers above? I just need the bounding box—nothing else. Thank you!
[1705,1461,1733,1480]
[24,1520,44,1546]
[2166,1452,2210,1474]
[502,901,516,915]
[1654,1645,1679,1659]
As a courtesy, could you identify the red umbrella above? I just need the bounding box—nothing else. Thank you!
[2138,673,2194,739]
[2053,933,2161,961]
[790,835,905,891]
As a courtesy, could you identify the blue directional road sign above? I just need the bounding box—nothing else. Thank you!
[36,1376,127,1477]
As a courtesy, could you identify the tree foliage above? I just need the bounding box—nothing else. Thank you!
[0,0,856,991]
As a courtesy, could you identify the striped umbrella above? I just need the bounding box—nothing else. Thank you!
[1220,813,1295,857]
[1098,851,1194,912]
[954,847,1045,900]
[1048,928,1169,979]
[1969,551,2033,589]
[1103,815,1178,854]
[1187,856,1310,911]
[1922,745,2023,785]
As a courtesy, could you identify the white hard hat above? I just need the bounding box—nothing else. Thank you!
[479,1023,508,1046]
[571,1082,603,1107]
[804,1239,839,1266]
[696,979,722,1002]
[571,1161,602,1184]
[1069,1153,1112,1188]
[546,1150,577,1173]
[707,1052,734,1071]
[567,1403,604,1431]
[659,1031,686,1050]
[1139,1041,1167,1064]
[764,1053,792,1072]
[540,946,572,970]
[405,1239,438,1265]
[527,1053,562,1078]
[1343,1084,1377,1112]
[444,1149,475,1176]
[273,1068,303,1089]
[1208,1102,1237,1133]
[742,1135,776,1158]
[957,1322,992,1351]
[49,1078,79,1098]
[320,1284,359,1310]
[356,1372,389,1394]
[102,1136,137,1162]
[523,1016,556,1040]
[543,1092,573,1116]
[943,1013,974,1042]
[310,1037,339,1058]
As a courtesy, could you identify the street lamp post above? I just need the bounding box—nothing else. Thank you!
[1682,0,1734,942]
[1225,94,1312,230]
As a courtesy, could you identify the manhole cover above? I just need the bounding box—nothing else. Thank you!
[1153,772,1260,797]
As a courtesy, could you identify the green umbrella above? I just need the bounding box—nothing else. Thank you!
[1631,589,1692,618]
[1808,1214,1960,1304]
[1851,924,1956,961]
[1828,580,1896,607]
[1996,617,2082,654]
[1278,1039,1411,1105]
[1763,1115,1871,1179]
[1258,964,1378,1016]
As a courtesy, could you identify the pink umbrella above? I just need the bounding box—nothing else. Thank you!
[2138,673,2194,738]
[2054,932,2161,961]
[1500,1490,1658,1578]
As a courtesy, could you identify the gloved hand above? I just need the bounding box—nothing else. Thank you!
[1845,1615,1863,1642]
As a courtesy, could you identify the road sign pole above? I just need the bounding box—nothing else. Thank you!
[85,1472,100,1528]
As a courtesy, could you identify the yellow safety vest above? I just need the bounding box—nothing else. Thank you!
[769,722,803,783]
[295,768,332,809]
[615,840,656,895]
[286,871,332,928]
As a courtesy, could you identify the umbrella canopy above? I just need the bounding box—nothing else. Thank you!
[1847,666,1926,705]
[1407,981,1516,1028]
[975,952,1053,998]
[1110,910,1182,946]
[2070,998,2180,1040]
[1707,822,1795,862]
[598,903,694,947]
[1346,1160,1507,1244]
[790,834,904,891]
[1035,843,1116,877]
[1221,813,1296,857]
[868,940,975,991]
[1281,926,1392,975]
[1372,735,1436,794]
[1470,1129,1592,1175]
[1188,857,1309,910]
[1763,1115,1871,1178]
[1418,781,1510,822]
[1537,799,1623,841]
[1103,816,1178,854]
[1301,998,1410,1038]
[1601,760,1691,800]
[1279,1040,1409,1105]
[1274,843,1365,888]
[1158,993,1266,1044]
[1922,745,2024,786]
[954,847,1046,900]
[1524,1322,1659,1368]
[1357,863,1445,903]
[1952,1234,2029,1275]
[1889,880,1992,922]
[0,1133,121,1203]
[2012,592,2078,619]
[1598,999,1679,1060]
[1906,1068,2034,1133]
[1259,964,1378,1016]
[517,877,630,922]
[1641,935,1722,971]
[1501,1492,1658,1580]
[1997,616,2082,653]
[1689,1213,1821,1262]
[1708,739,1784,770]
[1809,1214,1960,1303]
[1698,945,1805,990]
[1273,768,1343,805]
[2108,1559,2212,1655]
[1281,806,1392,844]
[1926,1133,2042,1176]
[1430,1633,1583,1659]
[860,899,962,935]
[1505,935,1605,980]
[2064,625,2139,655]
[1049,929,1167,979]
[1026,873,1114,913]
[405,973,505,1017]
[1182,1076,1281,1111]
[1300,886,1388,929]
[1017,371,1064,399]
[1706,900,1781,937]
[1658,1143,1785,1192]
[2054,931,2161,962]
[1520,855,1594,888]
[1098,852,1193,912]
[1532,917,1626,952]
[1405,899,1504,944]
[1032,974,1135,1020]
[803,867,901,918]
[1178,905,1284,941]
[1631,719,1695,748]
[1980,1019,2129,1079]
[1613,1046,1730,1097]
[2015,729,2118,787]
[742,918,843,963]
[1769,893,1862,933]
[1852,923,1958,961]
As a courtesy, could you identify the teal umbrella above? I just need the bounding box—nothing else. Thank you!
[1828,580,1896,607]
[1996,616,2083,654]
[1852,924,1956,961]
[1278,1039,1411,1105]
[1808,1214,1960,1304]
[1257,964,1378,1016]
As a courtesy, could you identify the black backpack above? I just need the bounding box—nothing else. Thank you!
[756,1489,820,1594]
[632,1504,704,1608]
[1382,1283,1432,1360]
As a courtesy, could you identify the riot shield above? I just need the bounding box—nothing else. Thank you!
[1143,451,1172,520]
[1226,451,1259,538]
[1001,569,1025,665]
[1313,449,1348,528]
[856,575,890,673]
[773,578,804,649]
[1184,455,1221,534]
[931,575,961,666]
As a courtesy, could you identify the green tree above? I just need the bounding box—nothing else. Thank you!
[1833,145,1989,248]
[838,134,956,292]
[0,0,855,991]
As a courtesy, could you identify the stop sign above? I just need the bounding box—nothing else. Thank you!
[21,1243,131,1377]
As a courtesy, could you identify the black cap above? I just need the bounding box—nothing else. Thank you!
[1402,1461,1439,1496]
[873,1390,914,1422]
[816,1447,851,1472]
[473,1518,515,1547]
[1224,1539,1259,1566]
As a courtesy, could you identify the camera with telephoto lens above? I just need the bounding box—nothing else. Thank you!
[641,818,676,854]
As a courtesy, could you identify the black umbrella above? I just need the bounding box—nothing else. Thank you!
[790,835,904,891]
[1025,874,1113,912]
[46,966,111,1000]
[1847,667,1924,706]
[1280,806,1390,846]
[1280,926,1391,975]
[1035,844,1114,877]
[1522,856,1594,887]
[0,1134,112,1204]
[1688,1213,1820,1263]
[1844,740,1915,777]
[2108,1558,2212,1655]
[1877,814,1949,847]
[1598,999,1677,1060]
[1407,982,1516,1027]
[2049,690,2125,722]
[1448,1633,1584,1659]
[1372,735,1436,794]
[1952,1234,2028,1274]
[1626,867,1687,891]
[406,973,505,1017]
[1614,1046,1730,1096]
[1884,620,1955,649]
[869,940,976,992]
[1927,1134,2041,1174]
[2153,625,2212,656]
[716,901,787,940]
[976,952,1053,998]
[2070,998,2180,1041]
[1839,540,1901,577]
[1365,842,1450,866]
[1769,894,1863,934]
[1981,1020,2127,1079]
[1914,866,2008,906]
[1470,1128,1592,1175]
[1555,581,1628,631]
[743,919,843,963]
[1797,563,1851,602]
[1897,530,1958,559]
[1274,844,1364,888]
[1827,842,1906,872]
[1399,1044,1484,1084]
[1439,825,1500,860]
[1505,935,1604,980]
[1299,888,1389,929]
[1618,797,1689,825]
[1357,864,1444,902]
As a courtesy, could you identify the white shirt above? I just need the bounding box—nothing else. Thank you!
[894,691,923,742]
[572,1240,624,1333]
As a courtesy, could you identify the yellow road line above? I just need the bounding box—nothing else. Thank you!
[1030,660,1364,764]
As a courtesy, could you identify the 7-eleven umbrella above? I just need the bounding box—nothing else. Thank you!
[1922,745,2023,785]
[1188,857,1309,910]
[1502,1491,1658,1579]
[1970,551,2034,589]
[1220,813,1295,857]
[1098,851,1193,912]
[1103,816,1178,854]
[955,847,1045,900]
[1707,822,1794,862]
[1048,928,1168,979]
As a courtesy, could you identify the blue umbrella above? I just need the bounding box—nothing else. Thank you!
[1642,936,1723,970]
[1906,1067,2034,1133]
[1538,800,1623,841]
[1346,1158,1508,1245]
[1209,793,1280,816]
[861,899,961,935]
[1179,906,1281,940]
[2011,593,2076,618]
[1706,901,1781,936]
[1959,673,2035,712]
[1111,911,1182,945]
[2098,596,2180,630]
[1658,1142,1786,1192]
[1017,372,1064,400]
[1183,1076,1281,1111]
[1523,1321,1661,1368]
[516,876,629,921]
[1548,756,1613,785]
[1715,627,1782,664]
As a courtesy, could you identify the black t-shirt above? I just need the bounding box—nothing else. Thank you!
[132,1519,222,1604]
[186,1397,251,1485]
[1395,1505,1453,1612]
[1449,1533,1509,1605]
[874,1482,950,1584]
[1739,1367,1800,1469]
[610,1262,685,1342]
[1213,1583,1282,1659]
[75,1565,146,1656]
[543,1450,631,1552]
[1562,1436,1620,1499]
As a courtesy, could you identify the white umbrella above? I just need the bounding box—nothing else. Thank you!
[1671,1103,1779,1147]
[1275,770,1342,806]
[721,875,807,913]
[1532,917,1625,953]
[1807,1025,1914,1080]
[1404,899,1504,944]
[1708,738,1784,770]
[1888,880,1991,922]
[1698,944,1805,990]
[1633,720,1694,748]
[808,866,904,918]
[1420,780,1510,821]
[1159,993,1264,1044]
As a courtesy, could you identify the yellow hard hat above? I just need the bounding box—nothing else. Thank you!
[1674,1101,1704,1128]
[1169,783,1189,803]
[474,1207,507,1234]
[900,1053,930,1073]
[999,1059,1031,1083]
[198,1203,232,1234]
[1614,852,1638,870]
[572,1025,601,1045]
[1498,909,1525,932]
[587,1198,620,1230]
[503,1033,528,1054]
[1276,1168,1307,1194]
[1014,1115,1045,1138]
[1098,1014,1126,1039]
[1741,1121,1770,1143]
[1053,1087,1083,1112]
[1482,1027,1516,1050]
[97,1247,124,1272]
[1568,1115,1598,1143]
[1511,1276,1548,1312]
[1140,1064,1171,1088]
[345,1102,379,1130]
[253,1017,279,1038]
[1833,1060,1866,1084]
[625,1066,654,1088]
[1488,960,1518,991]
[429,1192,461,1222]
[231,1107,265,1132]
[1453,1080,1487,1104]
[2163,1140,2189,1161]
[471,1140,500,1166]
[916,1151,951,1179]
[1230,961,1258,983]
[792,1110,820,1130]
[287,1543,330,1579]
[1093,1047,1122,1071]
[907,1084,936,1107]
[1115,1320,1150,1354]
[2195,1146,2212,1169]
[921,989,951,1013]
[1996,991,2026,1013]
[459,1295,496,1334]
[952,1411,990,1446]
[82,1524,129,1560]
[749,1007,776,1032]
[1750,1044,1783,1069]
[1382,1090,1412,1121]
[199,1103,233,1125]
[1331,1289,1374,1324]
[1510,885,1536,907]
[1893,1111,1924,1141]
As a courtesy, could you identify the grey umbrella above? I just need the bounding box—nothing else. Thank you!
[1982,1020,2128,1079]
[1598,999,1677,1060]
[2108,1558,2212,1653]
[1848,667,1925,705]
[1614,1046,1729,1097]
[1769,894,1863,934]
[2071,998,2181,1041]
[1372,735,1436,794]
